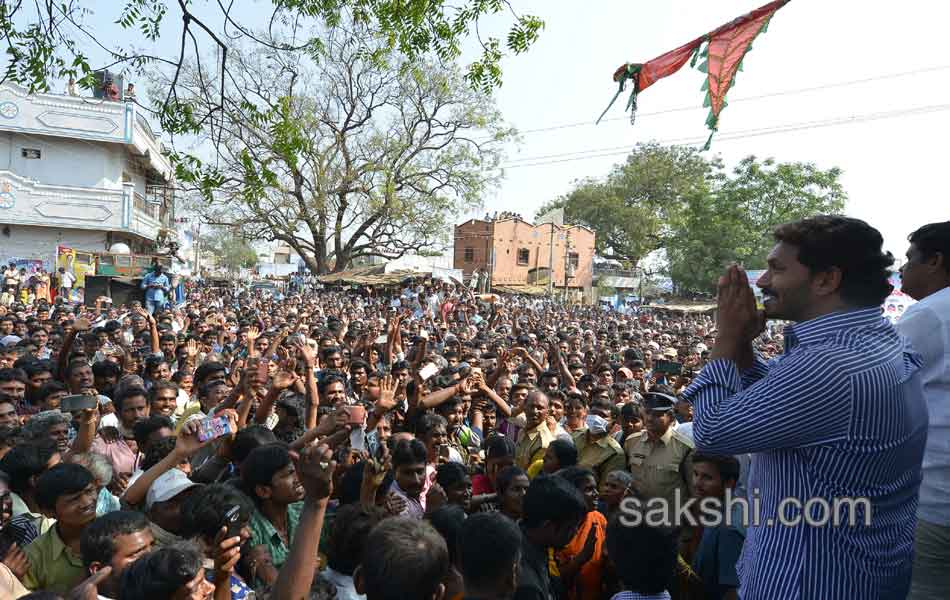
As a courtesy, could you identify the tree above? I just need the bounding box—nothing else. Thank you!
[205,230,258,273]
[665,156,846,294]
[0,0,543,140]
[540,144,847,294]
[164,30,510,273]
[536,143,719,267]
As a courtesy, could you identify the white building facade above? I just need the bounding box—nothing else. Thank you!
[0,82,176,267]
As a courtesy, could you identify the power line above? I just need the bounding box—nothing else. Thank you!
[501,103,950,169]
[513,64,950,136]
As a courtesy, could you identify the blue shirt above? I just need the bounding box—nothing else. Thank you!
[683,308,927,599]
[141,271,170,303]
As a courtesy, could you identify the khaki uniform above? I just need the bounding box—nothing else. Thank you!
[516,422,557,471]
[625,426,694,505]
[572,429,627,493]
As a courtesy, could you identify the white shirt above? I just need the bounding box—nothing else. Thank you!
[896,286,950,526]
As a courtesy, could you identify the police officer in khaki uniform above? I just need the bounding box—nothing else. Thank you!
[572,413,627,494]
[515,391,557,471]
[625,392,694,506]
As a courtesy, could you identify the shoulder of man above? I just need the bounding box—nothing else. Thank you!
[670,427,695,449]
[624,430,648,451]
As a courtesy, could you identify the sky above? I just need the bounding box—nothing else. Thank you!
[73,0,950,262]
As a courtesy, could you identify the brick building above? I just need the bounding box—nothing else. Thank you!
[453,215,595,299]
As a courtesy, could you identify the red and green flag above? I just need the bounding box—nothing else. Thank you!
[597,0,791,149]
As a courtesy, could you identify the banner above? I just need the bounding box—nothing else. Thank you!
[882,273,916,324]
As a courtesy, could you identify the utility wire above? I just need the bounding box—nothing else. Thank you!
[513,63,950,135]
[501,103,950,169]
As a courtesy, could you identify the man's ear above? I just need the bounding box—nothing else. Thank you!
[353,565,365,595]
[811,267,843,298]
[255,484,272,500]
[88,561,105,575]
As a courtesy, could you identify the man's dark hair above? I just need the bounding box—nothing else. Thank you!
[484,434,516,460]
[496,466,527,495]
[92,360,122,380]
[180,483,254,543]
[521,474,587,530]
[35,463,94,511]
[80,510,151,567]
[64,360,89,380]
[773,215,894,307]
[359,517,449,600]
[0,438,59,494]
[141,436,178,471]
[555,466,596,490]
[692,453,741,484]
[908,221,950,273]
[21,362,52,379]
[113,385,148,412]
[548,439,578,469]
[459,512,523,590]
[0,368,27,385]
[149,381,179,402]
[391,438,428,469]
[133,415,174,449]
[605,516,676,594]
[34,380,66,403]
[326,503,388,576]
[435,461,469,490]
[428,504,467,565]
[349,359,370,374]
[415,413,447,439]
[119,543,204,599]
[194,361,227,386]
[231,425,278,465]
[241,443,292,502]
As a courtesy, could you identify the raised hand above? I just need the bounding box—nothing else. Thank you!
[2,542,30,580]
[246,325,260,344]
[271,370,298,391]
[185,339,199,358]
[293,443,335,500]
[375,374,398,413]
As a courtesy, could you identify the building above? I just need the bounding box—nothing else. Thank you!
[0,81,176,267]
[453,215,595,298]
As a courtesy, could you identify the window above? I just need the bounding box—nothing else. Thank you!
[568,253,579,270]
[21,148,41,159]
[517,248,530,265]
[464,247,474,263]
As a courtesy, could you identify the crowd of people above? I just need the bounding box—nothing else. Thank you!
[0,215,946,600]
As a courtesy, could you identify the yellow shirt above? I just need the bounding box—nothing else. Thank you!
[23,525,86,594]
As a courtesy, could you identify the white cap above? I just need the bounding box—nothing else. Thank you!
[0,335,21,347]
[146,468,200,509]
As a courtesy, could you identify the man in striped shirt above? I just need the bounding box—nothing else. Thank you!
[683,216,928,599]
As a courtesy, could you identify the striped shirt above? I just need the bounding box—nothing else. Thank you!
[683,308,928,599]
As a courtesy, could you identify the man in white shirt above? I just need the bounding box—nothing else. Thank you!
[897,221,950,600]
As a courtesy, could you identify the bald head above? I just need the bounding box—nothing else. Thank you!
[524,391,549,430]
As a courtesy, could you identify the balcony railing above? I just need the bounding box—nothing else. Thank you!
[133,191,159,219]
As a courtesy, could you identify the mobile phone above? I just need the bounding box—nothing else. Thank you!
[256,359,269,381]
[197,415,233,443]
[224,505,242,539]
[655,360,684,376]
[438,444,451,460]
[374,335,388,344]
[419,363,439,381]
[60,394,98,412]
[345,405,367,426]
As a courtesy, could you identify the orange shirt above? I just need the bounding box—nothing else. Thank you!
[556,510,607,600]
